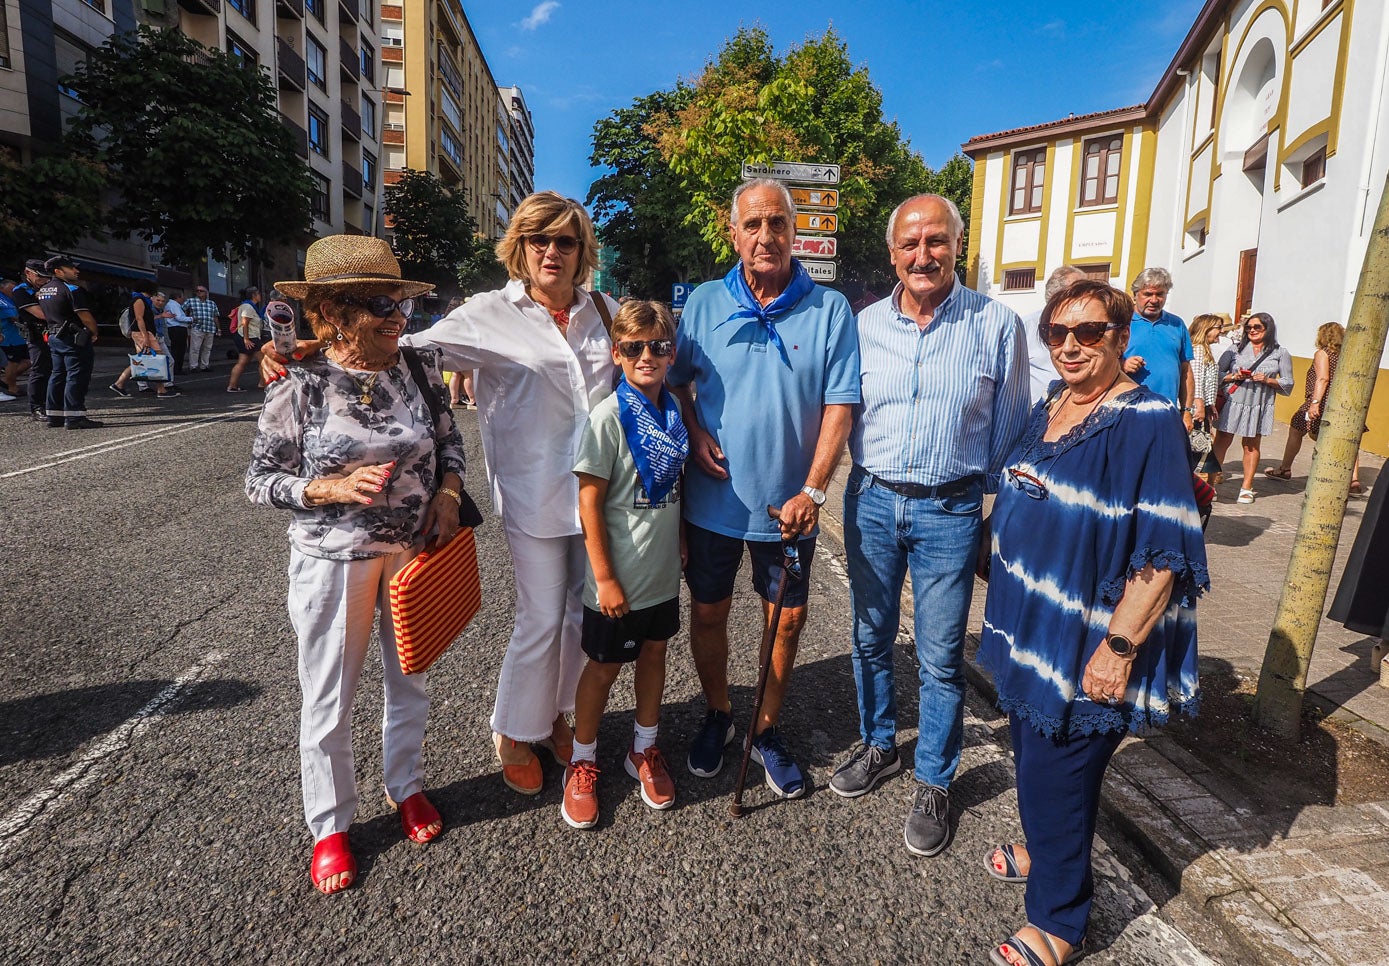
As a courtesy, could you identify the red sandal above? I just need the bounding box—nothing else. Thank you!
[310,831,357,895]
[392,791,442,844]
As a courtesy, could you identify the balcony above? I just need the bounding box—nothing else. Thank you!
[343,162,363,199]
[277,38,306,91]
[281,113,309,159]
[340,100,361,142]
[436,0,462,44]
[338,0,357,23]
[339,37,360,82]
[275,0,302,18]
[176,0,221,14]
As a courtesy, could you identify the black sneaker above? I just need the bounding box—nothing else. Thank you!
[830,742,901,798]
[108,383,130,397]
[686,707,735,778]
[904,782,952,857]
[157,387,182,398]
[65,417,104,430]
[47,419,63,428]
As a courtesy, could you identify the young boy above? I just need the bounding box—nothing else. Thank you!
[563,300,687,829]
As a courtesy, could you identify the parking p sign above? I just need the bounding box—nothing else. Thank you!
[672,283,695,310]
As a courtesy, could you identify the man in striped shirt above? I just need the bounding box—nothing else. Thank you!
[831,193,1030,859]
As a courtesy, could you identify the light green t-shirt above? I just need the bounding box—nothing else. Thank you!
[572,392,683,611]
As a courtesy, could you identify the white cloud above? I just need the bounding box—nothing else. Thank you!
[519,1,559,31]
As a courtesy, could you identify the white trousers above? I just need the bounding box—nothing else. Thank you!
[189,329,214,369]
[489,522,586,742]
[288,546,429,840]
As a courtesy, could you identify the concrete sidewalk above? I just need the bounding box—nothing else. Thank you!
[819,423,1389,965]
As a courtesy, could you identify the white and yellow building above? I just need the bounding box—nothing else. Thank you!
[964,0,1389,452]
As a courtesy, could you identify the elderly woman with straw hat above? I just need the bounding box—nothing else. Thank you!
[246,235,467,895]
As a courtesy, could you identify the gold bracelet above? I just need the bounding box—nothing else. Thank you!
[438,486,462,505]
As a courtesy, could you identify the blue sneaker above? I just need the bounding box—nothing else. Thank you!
[687,707,735,778]
[751,727,805,799]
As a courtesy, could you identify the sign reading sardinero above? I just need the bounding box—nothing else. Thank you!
[741,161,841,185]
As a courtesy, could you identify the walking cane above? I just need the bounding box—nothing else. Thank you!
[730,504,803,819]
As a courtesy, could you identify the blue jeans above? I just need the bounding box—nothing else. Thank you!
[46,333,95,424]
[843,465,982,788]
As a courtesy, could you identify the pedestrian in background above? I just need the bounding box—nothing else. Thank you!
[13,260,52,421]
[111,281,180,399]
[159,290,192,376]
[1123,267,1197,432]
[1266,321,1362,492]
[1020,265,1085,404]
[36,256,103,429]
[0,278,28,402]
[246,235,463,895]
[979,280,1206,966]
[226,286,265,393]
[1188,313,1223,483]
[1211,311,1293,503]
[184,284,220,372]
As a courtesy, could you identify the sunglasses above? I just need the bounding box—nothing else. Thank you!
[1007,466,1048,500]
[781,539,803,581]
[615,339,674,359]
[1039,320,1123,347]
[1246,324,1265,332]
[526,233,580,254]
[339,294,415,318]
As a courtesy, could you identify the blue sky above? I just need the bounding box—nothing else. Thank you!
[465,0,1208,204]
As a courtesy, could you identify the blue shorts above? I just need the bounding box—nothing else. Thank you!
[684,523,814,607]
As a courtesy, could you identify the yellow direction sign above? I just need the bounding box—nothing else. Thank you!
[795,212,837,234]
[790,188,839,209]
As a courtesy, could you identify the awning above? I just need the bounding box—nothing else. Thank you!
[74,257,157,282]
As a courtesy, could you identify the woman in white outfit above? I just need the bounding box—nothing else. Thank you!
[407,192,616,793]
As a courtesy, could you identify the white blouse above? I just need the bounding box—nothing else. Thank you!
[403,279,616,539]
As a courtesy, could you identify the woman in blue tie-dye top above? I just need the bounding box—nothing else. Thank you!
[979,280,1208,966]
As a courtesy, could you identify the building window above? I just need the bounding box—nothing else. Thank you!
[0,0,9,70]
[1009,149,1045,215]
[1003,268,1037,292]
[227,31,258,69]
[308,105,329,157]
[227,0,255,24]
[1079,135,1122,207]
[1301,146,1326,187]
[440,128,462,166]
[305,0,323,22]
[361,96,376,138]
[55,32,88,100]
[362,151,376,193]
[311,171,331,222]
[1078,263,1111,281]
[79,0,105,11]
[440,88,462,133]
[359,39,375,85]
[306,36,327,90]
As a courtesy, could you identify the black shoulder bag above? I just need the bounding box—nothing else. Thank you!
[401,347,484,529]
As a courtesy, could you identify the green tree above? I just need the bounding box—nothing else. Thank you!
[383,168,484,295]
[457,232,507,295]
[61,26,313,268]
[0,148,105,269]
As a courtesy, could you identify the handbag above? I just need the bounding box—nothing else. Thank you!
[1188,419,1212,454]
[128,350,171,381]
[389,527,482,675]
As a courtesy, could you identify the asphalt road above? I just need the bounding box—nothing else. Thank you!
[0,347,1237,964]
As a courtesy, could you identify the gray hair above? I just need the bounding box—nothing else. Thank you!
[1130,267,1173,294]
[155,291,168,300]
[730,178,796,226]
[1044,266,1088,301]
[884,194,965,246]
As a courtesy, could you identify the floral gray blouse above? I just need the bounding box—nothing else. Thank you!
[245,347,467,560]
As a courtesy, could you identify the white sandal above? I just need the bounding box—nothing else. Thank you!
[1237,489,1255,504]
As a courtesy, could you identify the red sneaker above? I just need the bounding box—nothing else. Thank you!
[561,760,600,829]
[625,746,675,810]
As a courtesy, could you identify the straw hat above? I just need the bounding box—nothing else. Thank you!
[274,235,434,299]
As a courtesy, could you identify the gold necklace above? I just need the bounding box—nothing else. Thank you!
[347,369,380,406]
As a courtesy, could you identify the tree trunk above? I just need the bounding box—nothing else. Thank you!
[1252,172,1389,738]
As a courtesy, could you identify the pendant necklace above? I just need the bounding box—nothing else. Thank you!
[348,370,380,406]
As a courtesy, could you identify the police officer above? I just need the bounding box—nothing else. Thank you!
[12,259,52,421]
[37,256,103,429]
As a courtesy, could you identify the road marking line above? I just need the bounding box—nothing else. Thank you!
[0,652,225,860]
[0,407,261,480]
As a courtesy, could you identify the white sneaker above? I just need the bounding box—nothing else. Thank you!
[1237,489,1255,504]
[0,391,16,402]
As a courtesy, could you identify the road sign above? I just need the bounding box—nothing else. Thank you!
[742,161,840,185]
[671,282,695,310]
[795,212,837,234]
[801,260,838,282]
[790,188,839,209]
[791,237,837,258]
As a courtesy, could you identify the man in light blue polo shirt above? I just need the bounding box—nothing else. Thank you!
[832,193,1030,860]
[1123,266,1195,429]
[669,178,860,799]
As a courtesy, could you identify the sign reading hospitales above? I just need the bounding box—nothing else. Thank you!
[789,188,839,209]
[741,161,841,185]
[791,236,837,258]
[801,260,837,282]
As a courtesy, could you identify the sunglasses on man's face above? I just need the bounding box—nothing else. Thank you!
[526,233,580,255]
[340,294,415,319]
[1039,320,1123,348]
[616,338,674,359]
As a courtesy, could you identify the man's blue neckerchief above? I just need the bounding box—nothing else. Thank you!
[717,259,815,366]
[615,374,688,505]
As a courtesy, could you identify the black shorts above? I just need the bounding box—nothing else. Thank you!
[683,523,815,607]
[581,598,680,664]
[235,336,267,355]
[2,344,25,364]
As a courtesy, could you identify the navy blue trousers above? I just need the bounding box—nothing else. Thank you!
[45,334,94,424]
[1010,714,1125,946]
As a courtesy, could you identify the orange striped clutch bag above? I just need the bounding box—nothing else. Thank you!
[389,528,482,675]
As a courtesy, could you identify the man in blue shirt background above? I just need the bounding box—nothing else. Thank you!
[1123,266,1196,430]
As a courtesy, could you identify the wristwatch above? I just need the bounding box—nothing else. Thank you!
[801,485,827,507]
[1106,634,1138,658]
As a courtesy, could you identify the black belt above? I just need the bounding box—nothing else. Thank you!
[858,467,981,499]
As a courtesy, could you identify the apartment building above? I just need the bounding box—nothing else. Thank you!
[499,83,534,216]
[964,0,1389,453]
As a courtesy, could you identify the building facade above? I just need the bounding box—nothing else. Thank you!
[498,83,534,217]
[964,0,1389,453]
